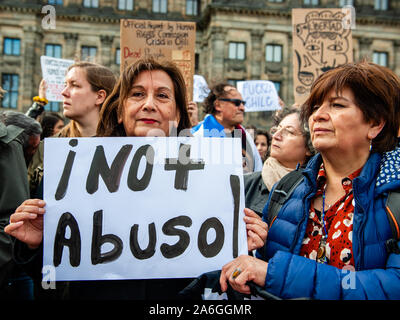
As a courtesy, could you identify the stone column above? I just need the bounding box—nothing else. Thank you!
[63,32,79,60]
[209,26,226,83]
[22,25,43,112]
[358,37,373,61]
[100,35,114,67]
[393,40,400,75]
[250,29,264,80]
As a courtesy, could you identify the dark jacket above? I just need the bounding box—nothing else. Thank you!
[13,239,193,300]
[257,152,400,300]
[243,171,269,217]
[0,123,29,287]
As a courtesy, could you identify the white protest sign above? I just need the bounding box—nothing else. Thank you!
[43,137,247,281]
[237,80,281,112]
[193,75,210,103]
[40,56,74,102]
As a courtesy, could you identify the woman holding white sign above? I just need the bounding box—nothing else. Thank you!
[6,59,194,300]
[97,59,191,137]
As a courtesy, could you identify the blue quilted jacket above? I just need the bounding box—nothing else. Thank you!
[257,151,400,300]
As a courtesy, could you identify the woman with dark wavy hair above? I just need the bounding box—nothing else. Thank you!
[38,112,65,139]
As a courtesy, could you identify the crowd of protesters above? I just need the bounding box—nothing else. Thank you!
[1,56,400,301]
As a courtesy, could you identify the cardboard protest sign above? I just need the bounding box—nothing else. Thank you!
[292,8,353,104]
[193,75,210,103]
[40,56,74,102]
[43,137,247,281]
[237,80,281,112]
[120,19,196,100]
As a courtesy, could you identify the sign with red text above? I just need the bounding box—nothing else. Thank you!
[120,19,196,100]
[40,56,74,102]
[43,137,247,281]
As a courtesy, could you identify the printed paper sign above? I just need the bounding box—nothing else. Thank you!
[40,56,74,102]
[292,8,353,104]
[120,19,196,100]
[43,137,247,281]
[193,75,210,103]
[237,80,281,112]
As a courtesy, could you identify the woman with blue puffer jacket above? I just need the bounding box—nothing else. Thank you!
[220,61,400,300]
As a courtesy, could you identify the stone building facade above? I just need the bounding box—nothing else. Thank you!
[1,0,400,128]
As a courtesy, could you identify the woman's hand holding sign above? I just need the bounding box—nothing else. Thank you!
[243,208,268,251]
[217,209,268,295]
[219,255,268,295]
[5,199,46,249]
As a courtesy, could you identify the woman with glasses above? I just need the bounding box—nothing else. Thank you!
[243,107,314,251]
[220,61,400,300]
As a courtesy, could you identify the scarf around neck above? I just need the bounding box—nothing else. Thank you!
[261,157,293,191]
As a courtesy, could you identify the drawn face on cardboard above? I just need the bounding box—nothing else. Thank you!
[294,10,351,96]
[304,36,349,73]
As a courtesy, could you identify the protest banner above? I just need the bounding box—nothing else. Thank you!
[40,56,74,102]
[193,74,210,103]
[120,19,196,100]
[237,80,281,112]
[292,8,353,104]
[43,137,247,281]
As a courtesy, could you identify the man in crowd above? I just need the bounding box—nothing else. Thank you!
[191,83,262,173]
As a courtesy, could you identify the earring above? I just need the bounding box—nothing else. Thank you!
[369,139,373,152]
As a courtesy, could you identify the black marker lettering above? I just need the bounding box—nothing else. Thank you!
[86,144,133,194]
[53,212,81,267]
[55,139,78,200]
[129,222,156,259]
[164,144,205,191]
[91,210,123,265]
[160,215,192,259]
[127,144,154,191]
[197,217,224,258]
[230,175,240,258]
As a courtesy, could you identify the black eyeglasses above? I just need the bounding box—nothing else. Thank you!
[218,98,246,107]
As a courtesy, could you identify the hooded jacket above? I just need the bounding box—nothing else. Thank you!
[0,122,29,288]
[257,151,400,300]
